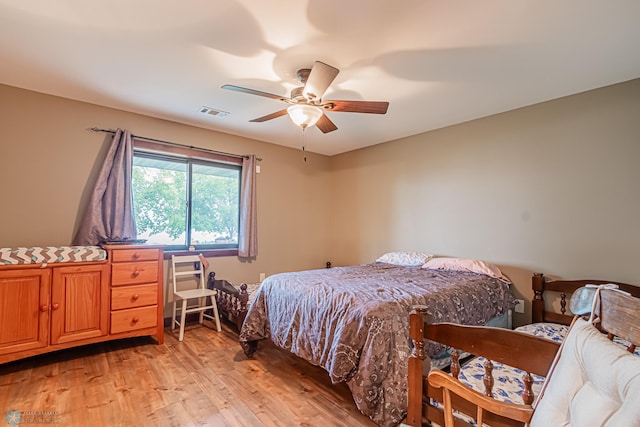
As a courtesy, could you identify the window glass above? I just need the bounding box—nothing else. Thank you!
[132,152,240,250]
[191,162,240,247]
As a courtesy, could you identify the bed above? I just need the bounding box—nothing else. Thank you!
[238,254,516,427]
[207,272,260,330]
[406,272,640,427]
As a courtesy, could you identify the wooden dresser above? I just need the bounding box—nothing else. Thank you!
[0,245,163,364]
[0,261,110,364]
[103,244,164,344]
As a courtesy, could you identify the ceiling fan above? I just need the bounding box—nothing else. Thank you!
[222,61,389,133]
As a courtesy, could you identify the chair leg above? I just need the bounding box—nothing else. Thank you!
[172,299,177,330]
[199,297,205,324]
[179,299,188,342]
[211,295,221,332]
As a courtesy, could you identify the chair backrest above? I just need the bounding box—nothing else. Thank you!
[410,288,640,427]
[171,254,206,294]
[599,288,640,350]
[409,319,559,427]
[531,273,640,325]
[530,289,640,426]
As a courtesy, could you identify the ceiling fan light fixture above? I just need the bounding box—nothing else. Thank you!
[222,61,387,134]
[287,104,323,129]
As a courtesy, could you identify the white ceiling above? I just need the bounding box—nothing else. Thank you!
[1,1,639,156]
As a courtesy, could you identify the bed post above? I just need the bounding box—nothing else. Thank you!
[407,305,428,427]
[237,283,249,330]
[532,272,545,323]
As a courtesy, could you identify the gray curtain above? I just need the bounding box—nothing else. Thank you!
[238,154,258,257]
[72,129,136,245]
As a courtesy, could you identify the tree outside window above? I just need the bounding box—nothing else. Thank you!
[132,152,240,250]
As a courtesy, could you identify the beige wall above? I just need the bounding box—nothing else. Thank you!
[0,84,332,288]
[2,79,639,326]
[329,78,640,325]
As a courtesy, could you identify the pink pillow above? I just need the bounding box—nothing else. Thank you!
[422,257,510,282]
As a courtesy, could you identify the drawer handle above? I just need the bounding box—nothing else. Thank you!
[52,303,60,311]
[131,268,141,277]
[131,294,140,301]
[132,252,140,260]
[40,304,49,312]
[131,317,139,324]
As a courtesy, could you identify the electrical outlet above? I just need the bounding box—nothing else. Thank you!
[259,272,265,282]
[514,299,525,314]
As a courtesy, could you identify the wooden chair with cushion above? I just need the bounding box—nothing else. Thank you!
[407,287,640,427]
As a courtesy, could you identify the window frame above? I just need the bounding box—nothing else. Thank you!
[132,139,242,258]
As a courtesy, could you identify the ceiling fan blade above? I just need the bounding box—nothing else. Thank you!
[249,108,287,123]
[249,109,289,123]
[322,100,389,114]
[303,61,339,102]
[222,84,289,102]
[315,113,338,134]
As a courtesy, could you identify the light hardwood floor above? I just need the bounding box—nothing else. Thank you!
[0,322,378,426]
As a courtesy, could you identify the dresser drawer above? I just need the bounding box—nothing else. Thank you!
[111,284,158,310]
[111,261,158,286]
[111,248,159,263]
[110,305,157,334]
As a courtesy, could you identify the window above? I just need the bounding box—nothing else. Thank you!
[132,146,241,252]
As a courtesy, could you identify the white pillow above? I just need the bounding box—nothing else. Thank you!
[376,251,433,266]
[421,257,509,282]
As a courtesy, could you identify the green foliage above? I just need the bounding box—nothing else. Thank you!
[132,163,239,244]
[192,172,239,242]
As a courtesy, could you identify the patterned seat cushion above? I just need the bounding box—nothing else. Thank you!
[457,356,546,404]
[514,322,568,342]
[0,246,107,265]
[516,321,638,355]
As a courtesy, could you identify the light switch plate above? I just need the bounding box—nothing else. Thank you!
[514,299,525,314]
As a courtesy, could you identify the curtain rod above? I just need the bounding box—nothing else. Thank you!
[88,127,261,161]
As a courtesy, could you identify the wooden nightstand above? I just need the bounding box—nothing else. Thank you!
[103,245,164,344]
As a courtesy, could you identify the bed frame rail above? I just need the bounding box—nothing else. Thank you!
[532,273,640,325]
[207,272,250,330]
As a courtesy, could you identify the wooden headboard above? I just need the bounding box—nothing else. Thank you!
[531,272,640,325]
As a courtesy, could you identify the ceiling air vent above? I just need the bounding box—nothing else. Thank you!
[200,106,229,118]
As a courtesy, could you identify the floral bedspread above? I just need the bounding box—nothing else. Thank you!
[239,263,516,426]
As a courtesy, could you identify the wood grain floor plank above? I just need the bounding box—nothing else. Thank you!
[0,323,378,426]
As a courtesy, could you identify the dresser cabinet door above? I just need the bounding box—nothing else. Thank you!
[50,264,109,345]
[0,269,50,356]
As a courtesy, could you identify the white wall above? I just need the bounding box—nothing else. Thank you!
[3,78,639,326]
[0,84,332,288]
[329,78,640,325]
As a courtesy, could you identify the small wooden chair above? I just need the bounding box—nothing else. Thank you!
[408,288,640,426]
[171,254,221,341]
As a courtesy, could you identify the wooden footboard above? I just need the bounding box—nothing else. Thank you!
[207,272,250,330]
